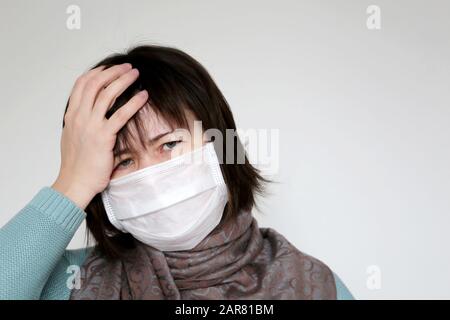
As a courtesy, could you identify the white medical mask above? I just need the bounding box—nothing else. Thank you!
[101,142,228,251]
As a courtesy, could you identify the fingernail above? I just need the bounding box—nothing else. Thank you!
[123,63,132,69]
[138,90,148,97]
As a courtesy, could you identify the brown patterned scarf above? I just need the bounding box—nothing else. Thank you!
[70,209,336,300]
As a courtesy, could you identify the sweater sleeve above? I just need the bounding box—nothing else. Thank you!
[0,187,86,300]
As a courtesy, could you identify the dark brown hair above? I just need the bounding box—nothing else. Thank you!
[63,44,269,259]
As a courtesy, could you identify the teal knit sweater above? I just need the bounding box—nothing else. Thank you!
[0,187,354,300]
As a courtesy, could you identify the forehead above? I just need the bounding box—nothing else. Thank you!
[114,105,174,153]
[135,104,173,138]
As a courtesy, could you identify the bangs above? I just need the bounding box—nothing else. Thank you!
[100,62,191,156]
[111,102,189,157]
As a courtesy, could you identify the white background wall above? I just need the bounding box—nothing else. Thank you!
[1,0,449,299]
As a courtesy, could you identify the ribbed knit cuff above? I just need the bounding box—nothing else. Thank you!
[28,187,86,234]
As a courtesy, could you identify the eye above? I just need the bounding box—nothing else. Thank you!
[162,140,182,152]
[117,158,134,169]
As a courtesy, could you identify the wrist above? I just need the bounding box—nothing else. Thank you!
[51,177,95,210]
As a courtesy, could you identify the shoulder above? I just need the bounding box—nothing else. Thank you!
[40,246,95,300]
[62,246,95,266]
[292,249,354,300]
[332,271,354,300]
[260,228,354,299]
[297,251,354,299]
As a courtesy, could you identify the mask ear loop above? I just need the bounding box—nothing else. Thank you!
[203,137,222,163]
[201,136,228,188]
[205,141,227,188]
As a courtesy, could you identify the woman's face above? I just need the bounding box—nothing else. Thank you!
[110,105,204,180]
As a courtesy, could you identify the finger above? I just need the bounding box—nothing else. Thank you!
[77,63,132,119]
[65,65,106,120]
[92,68,140,119]
[106,90,148,133]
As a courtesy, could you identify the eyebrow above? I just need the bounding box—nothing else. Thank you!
[113,129,175,157]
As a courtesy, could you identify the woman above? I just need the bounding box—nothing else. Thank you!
[0,45,353,300]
